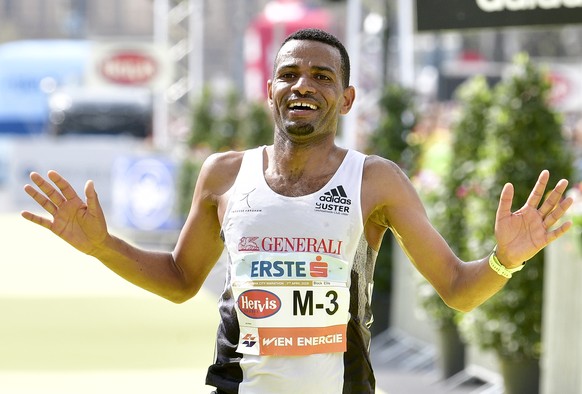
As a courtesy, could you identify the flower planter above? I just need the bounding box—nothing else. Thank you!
[437,324,466,378]
[499,356,540,394]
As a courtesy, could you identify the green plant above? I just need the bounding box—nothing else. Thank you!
[217,89,243,150]
[187,87,242,151]
[188,87,216,149]
[240,101,274,147]
[368,84,420,174]
[418,76,493,328]
[367,84,420,295]
[459,53,574,362]
[188,87,273,151]
[176,156,203,220]
[179,87,274,220]
[365,83,420,335]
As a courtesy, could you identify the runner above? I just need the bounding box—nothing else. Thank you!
[21,29,573,394]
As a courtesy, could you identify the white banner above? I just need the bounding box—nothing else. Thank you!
[87,41,172,91]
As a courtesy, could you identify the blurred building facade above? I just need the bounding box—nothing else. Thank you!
[3,1,581,107]
[0,0,153,39]
[0,0,267,92]
[0,1,350,86]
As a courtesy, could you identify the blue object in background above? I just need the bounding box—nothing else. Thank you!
[0,40,89,135]
[112,156,182,231]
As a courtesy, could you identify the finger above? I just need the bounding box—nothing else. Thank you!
[23,183,58,216]
[545,220,572,244]
[47,170,79,202]
[30,172,66,208]
[496,182,514,222]
[539,178,569,217]
[525,170,550,209]
[20,210,53,230]
[543,195,574,229]
[84,180,101,214]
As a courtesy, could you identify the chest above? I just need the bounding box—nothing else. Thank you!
[263,171,336,198]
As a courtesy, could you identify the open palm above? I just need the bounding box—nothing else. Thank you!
[494,170,573,267]
[21,171,108,256]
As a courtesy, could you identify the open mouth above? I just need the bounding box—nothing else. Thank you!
[288,101,318,111]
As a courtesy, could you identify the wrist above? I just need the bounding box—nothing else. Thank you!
[488,246,526,279]
[88,233,115,259]
[493,245,526,271]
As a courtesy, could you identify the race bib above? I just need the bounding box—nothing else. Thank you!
[231,252,350,356]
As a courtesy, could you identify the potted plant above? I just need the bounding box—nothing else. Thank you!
[416,75,493,378]
[459,53,574,394]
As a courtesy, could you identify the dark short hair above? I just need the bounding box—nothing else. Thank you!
[278,28,351,88]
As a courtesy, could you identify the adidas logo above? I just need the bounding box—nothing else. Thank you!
[325,185,346,198]
[315,185,351,215]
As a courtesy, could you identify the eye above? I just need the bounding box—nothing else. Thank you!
[280,73,296,80]
[315,74,332,81]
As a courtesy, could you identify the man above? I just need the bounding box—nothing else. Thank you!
[22,29,573,394]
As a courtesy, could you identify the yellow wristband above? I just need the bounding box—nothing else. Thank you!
[489,252,513,278]
[488,249,526,279]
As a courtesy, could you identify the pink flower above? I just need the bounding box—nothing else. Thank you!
[456,186,468,199]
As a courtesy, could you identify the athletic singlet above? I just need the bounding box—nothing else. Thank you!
[206,147,379,394]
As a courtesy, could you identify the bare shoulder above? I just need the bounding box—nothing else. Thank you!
[363,154,411,191]
[197,150,245,199]
[362,154,422,225]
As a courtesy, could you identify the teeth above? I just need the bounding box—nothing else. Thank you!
[289,102,317,110]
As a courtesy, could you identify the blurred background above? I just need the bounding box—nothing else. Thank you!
[1,1,582,393]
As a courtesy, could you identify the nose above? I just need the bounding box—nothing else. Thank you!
[292,75,315,96]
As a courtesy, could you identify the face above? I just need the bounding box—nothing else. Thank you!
[268,40,355,143]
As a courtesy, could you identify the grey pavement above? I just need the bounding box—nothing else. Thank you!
[371,330,503,394]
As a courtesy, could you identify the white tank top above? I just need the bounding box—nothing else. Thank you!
[209,146,376,394]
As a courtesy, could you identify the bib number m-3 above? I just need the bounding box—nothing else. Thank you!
[293,289,339,316]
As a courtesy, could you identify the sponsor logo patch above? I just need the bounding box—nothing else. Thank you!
[315,185,351,215]
[241,333,257,348]
[238,236,343,255]
[238,237,260,252]
[237,289,282,319]
[231,188,262,214]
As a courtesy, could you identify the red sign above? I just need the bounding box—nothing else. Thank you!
[238,289,282,319]
[100,52,158,85]
[244,0,331,99]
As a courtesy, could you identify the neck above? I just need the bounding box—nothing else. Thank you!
[264,136,347,197]
[271,134,338,176]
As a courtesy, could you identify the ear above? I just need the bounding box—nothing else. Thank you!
[267,79,274,108]
[339,86,356,115]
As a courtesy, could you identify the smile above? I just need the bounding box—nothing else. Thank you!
[288,102,318,110]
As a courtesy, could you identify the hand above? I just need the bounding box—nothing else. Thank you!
[494,170,573,268]
[21,171,108,256]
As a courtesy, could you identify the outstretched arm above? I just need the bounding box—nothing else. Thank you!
[365,158,573,312]
[21,171,195,302]
[443,169,573,310]
[21,154,232,303]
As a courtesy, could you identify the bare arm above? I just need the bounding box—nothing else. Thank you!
[21,152,239,303]
[363,157,573,312]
